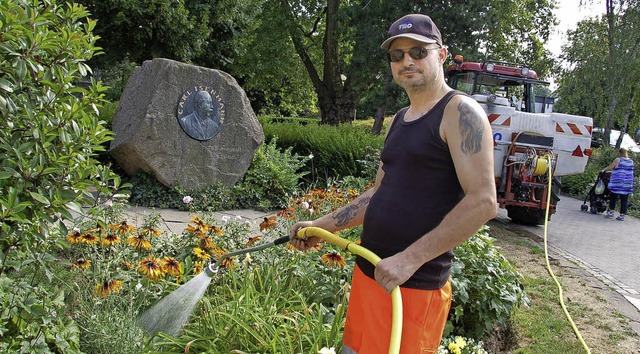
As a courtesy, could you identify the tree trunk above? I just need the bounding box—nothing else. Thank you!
[318,93,356,125]
[282,0,356,125]
[616,89,636,149]
[371,70,393,135]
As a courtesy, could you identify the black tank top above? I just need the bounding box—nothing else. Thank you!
[357,90,465,290]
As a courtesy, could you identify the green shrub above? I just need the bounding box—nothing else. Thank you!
[232,138,309,210]
[128,172,185,209]
[0,1,121,351]
[262,120,385,184]
[447,226,527,339]
[0,276,81,353]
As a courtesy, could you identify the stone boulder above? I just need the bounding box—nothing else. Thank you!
[110,58,264,190]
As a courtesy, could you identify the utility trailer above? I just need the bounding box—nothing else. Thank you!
[446,56,593,225]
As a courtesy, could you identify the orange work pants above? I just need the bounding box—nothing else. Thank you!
[342,265,452,354]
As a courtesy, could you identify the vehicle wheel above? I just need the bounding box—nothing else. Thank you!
[506,206,545,226]
[590,206,597,214]
[580,204,588,212]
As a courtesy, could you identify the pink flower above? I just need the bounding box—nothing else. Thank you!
[183,196,193,204]
[104,200,113,208]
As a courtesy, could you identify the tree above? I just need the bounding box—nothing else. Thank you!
[343,0,557,132]
[555,1,640,147]
[227,1,318,116]
[273,0,356,124]
[74,0,210,66]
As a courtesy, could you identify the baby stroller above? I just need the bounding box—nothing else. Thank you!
[580,170,611,214]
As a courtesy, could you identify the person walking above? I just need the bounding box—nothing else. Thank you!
[289,14,497,354]
[605,148,635,221]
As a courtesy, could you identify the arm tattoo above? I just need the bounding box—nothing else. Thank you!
[457,102,484,155]
[332,197,371,227]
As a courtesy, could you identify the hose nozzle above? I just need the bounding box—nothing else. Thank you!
[204,262,218,278]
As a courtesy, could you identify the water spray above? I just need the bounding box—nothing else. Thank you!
[139,235,290,337]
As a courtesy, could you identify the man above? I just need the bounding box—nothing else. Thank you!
[179,90,220,140]
[289,14,497,353]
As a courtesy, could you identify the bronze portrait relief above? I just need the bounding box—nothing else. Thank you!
[177,86,225,141]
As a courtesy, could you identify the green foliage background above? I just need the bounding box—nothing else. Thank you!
[0,0,121,351]
[261,118,385,183]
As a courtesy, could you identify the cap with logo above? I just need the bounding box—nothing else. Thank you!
[380,14,442,50]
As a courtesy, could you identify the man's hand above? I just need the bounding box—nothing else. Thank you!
[374,252,420,293]
[289,221,322,251]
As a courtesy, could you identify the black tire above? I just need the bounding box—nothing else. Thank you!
[590,206,597,214]
[506,206,546,225]
[580,204,588,212]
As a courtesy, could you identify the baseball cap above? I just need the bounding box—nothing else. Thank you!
[380,14,442,50]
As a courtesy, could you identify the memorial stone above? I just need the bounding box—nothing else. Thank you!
[110,58,264,190]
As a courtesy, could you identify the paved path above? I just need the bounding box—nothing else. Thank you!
[495,194,640,333]
[124,206,274,235]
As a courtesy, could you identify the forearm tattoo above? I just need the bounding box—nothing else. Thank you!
[457,102,484,155]
[332,197,371,227]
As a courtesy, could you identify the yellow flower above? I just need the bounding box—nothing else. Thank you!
[101,233,121,247]
[209,244,227,259]
[189,216,210,232]
[454,336,466,349]
[193,247,211,261]
[276,208,296,219]
[138,256,165,280]
[199,236,215,251]
[193,261,204,274]
[126,234,152,251]
[94,280,124,298]
[66,230,82,244]
[121,260,134,270]
[109,221,136,235]
[244,235,261,248]
[448,342,461,354]
[321,252,347,268]
[160,257,182,276]
[210,226,223,236]
[71,259,92,270]
[259,216,277,231]
[80,232,99,245]
[192,228,208,240]
[139,228,162,237]
[220,257,234,269]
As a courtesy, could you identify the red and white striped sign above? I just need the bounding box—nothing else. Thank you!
[488,114,511,126]
[555,122,592,136]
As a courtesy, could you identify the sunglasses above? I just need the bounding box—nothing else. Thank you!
[387,46,440,62]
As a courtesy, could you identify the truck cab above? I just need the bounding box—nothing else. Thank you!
[446,56,553,114]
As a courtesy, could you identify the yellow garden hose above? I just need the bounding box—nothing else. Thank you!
[297,227,403,354]
[541,154,591,353]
